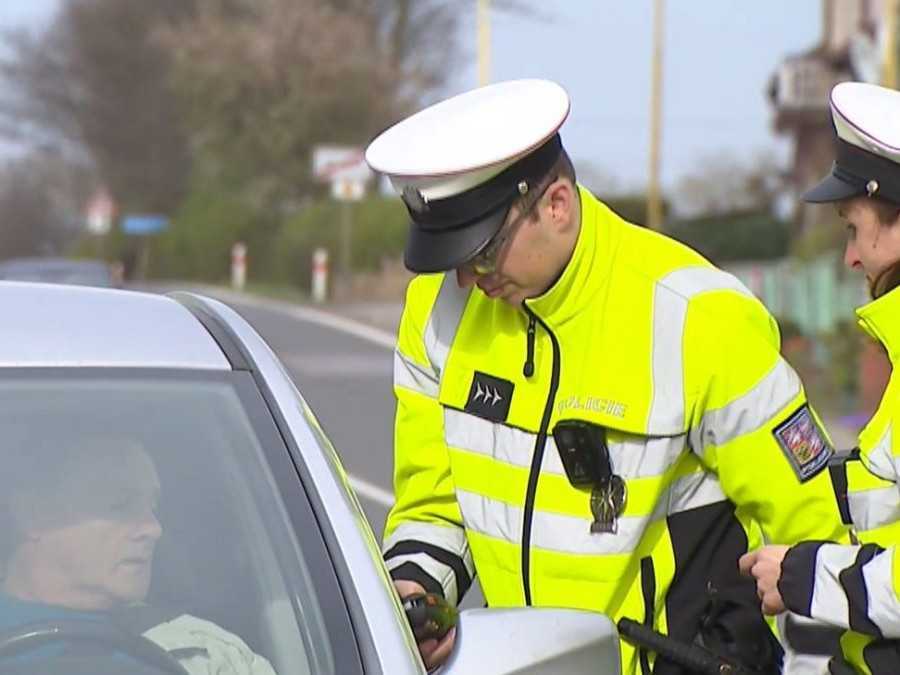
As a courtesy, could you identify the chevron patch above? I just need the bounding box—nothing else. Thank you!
[465,371,513,423]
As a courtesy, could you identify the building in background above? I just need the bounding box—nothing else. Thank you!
[769,0,895,232]
[766,0,899,423]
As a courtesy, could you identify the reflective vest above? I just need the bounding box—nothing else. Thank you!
[781,286,900,673]
[384,187,847,674]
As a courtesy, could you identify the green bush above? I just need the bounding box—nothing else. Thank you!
[150,187,273,282]
[271,196,407,290]
[666,210,790,263]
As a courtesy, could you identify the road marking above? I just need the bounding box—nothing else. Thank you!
[284,354,391,377]
[200,287,397,350]
[189,286,399,508]
[349,475,395,507]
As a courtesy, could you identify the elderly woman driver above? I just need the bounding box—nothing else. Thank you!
[740,82,900,674]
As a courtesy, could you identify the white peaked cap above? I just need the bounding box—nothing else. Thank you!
[365,79,570,273]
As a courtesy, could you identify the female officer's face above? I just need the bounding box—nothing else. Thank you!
[839,198,900,285]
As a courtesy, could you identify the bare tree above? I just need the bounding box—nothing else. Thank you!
[0,151,95,259]
[674,151,785,218]
[0,0,195,214]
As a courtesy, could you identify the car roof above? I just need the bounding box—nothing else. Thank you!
[0,282,230,369]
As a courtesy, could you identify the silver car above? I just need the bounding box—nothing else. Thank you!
[0,282,619,675]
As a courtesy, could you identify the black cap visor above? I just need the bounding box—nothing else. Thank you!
[404,205,507,273]
[802,169,863,203]
[804,138,900,205]
[399,134,563,273]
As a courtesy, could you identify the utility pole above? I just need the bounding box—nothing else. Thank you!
[647,0,665,231]
[884,0,899,89]
[477,0,491,86]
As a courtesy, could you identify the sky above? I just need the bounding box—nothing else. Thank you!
[453,1,822,192]
[0,1,822,194]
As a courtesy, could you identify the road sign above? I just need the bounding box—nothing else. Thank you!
[122,214,169,235]
[313,145,372,185]
[331,177,365,202]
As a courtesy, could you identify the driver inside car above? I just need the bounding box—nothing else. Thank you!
[0,434,277,675]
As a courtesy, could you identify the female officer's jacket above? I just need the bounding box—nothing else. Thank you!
[384,186,847,674]
[780,285,900,673]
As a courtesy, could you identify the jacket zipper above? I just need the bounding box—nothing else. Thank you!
[521,304,561,605]
[523,314,536,377]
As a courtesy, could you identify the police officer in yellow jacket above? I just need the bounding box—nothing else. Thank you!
[742,82,900,674]
[366,79,847,674]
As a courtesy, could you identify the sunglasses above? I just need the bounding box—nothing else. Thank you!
[465,176,557,276]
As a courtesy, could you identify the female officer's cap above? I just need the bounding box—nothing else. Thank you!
[365,79,570,273]
[804,82,900,205]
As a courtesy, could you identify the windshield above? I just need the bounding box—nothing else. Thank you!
[0,370,337,675]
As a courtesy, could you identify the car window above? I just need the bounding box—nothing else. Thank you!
[0,371,346,675]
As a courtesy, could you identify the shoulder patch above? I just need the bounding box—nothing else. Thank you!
[773,405,833,482]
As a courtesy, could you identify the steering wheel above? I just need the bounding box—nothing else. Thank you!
[0,620,190,675]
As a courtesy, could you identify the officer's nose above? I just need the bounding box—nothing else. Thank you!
[844,241,861,271]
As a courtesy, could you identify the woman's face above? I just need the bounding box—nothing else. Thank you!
[838,198,900,285]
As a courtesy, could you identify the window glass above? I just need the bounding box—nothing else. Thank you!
[0,373,336,675]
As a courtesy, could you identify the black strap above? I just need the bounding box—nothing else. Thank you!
[640,556,655,675]
[828,448,860,526]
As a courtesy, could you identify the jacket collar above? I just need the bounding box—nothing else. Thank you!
[523,186,620,326]
[857,285,900,364]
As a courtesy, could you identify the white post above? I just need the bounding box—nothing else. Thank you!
[231,241,247,291]
[312,247,329,303]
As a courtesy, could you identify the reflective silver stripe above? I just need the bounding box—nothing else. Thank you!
[863,546,900,638]
[649,267,755,433]
[810,544,860,626]
[456,482,727,557]
[848,486,900,531]
[385,552,461,604]
[668,471,726,514]
[383,522,475,605]
[384,522,474,571]
[394,349,439,398]
[688,359,801,453]
[457,488,650,556]
[862,424,895,481]
[424,275,470,378]
[444,408,687,480]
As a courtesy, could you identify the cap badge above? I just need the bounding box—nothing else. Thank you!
[402,186,429,213]
[866,180,880,197]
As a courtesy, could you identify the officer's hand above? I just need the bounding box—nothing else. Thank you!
[739,546,790,615]
[394,580,457,671]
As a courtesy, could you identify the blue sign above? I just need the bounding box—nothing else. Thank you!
[122,214,169,235]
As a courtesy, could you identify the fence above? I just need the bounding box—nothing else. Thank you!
[726,253,868,336]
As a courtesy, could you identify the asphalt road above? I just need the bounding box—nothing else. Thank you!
[201,289,399,539]
[196,288,486,609]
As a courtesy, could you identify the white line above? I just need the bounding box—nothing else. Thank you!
[190,286,397,350]
[157,284,399,508]
[349,475,395,507]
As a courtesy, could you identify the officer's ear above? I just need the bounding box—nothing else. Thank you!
[544,178,577,233]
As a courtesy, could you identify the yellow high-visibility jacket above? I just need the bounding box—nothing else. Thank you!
[780,286,900,673]
[384,187,846,674]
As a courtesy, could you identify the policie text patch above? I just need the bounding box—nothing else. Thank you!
[773,405,833,482]
[464,371,513,423]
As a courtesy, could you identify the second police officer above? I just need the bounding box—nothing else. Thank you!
[743,81,900,675]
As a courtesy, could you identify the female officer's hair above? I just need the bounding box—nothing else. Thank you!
[859,197,900,298]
